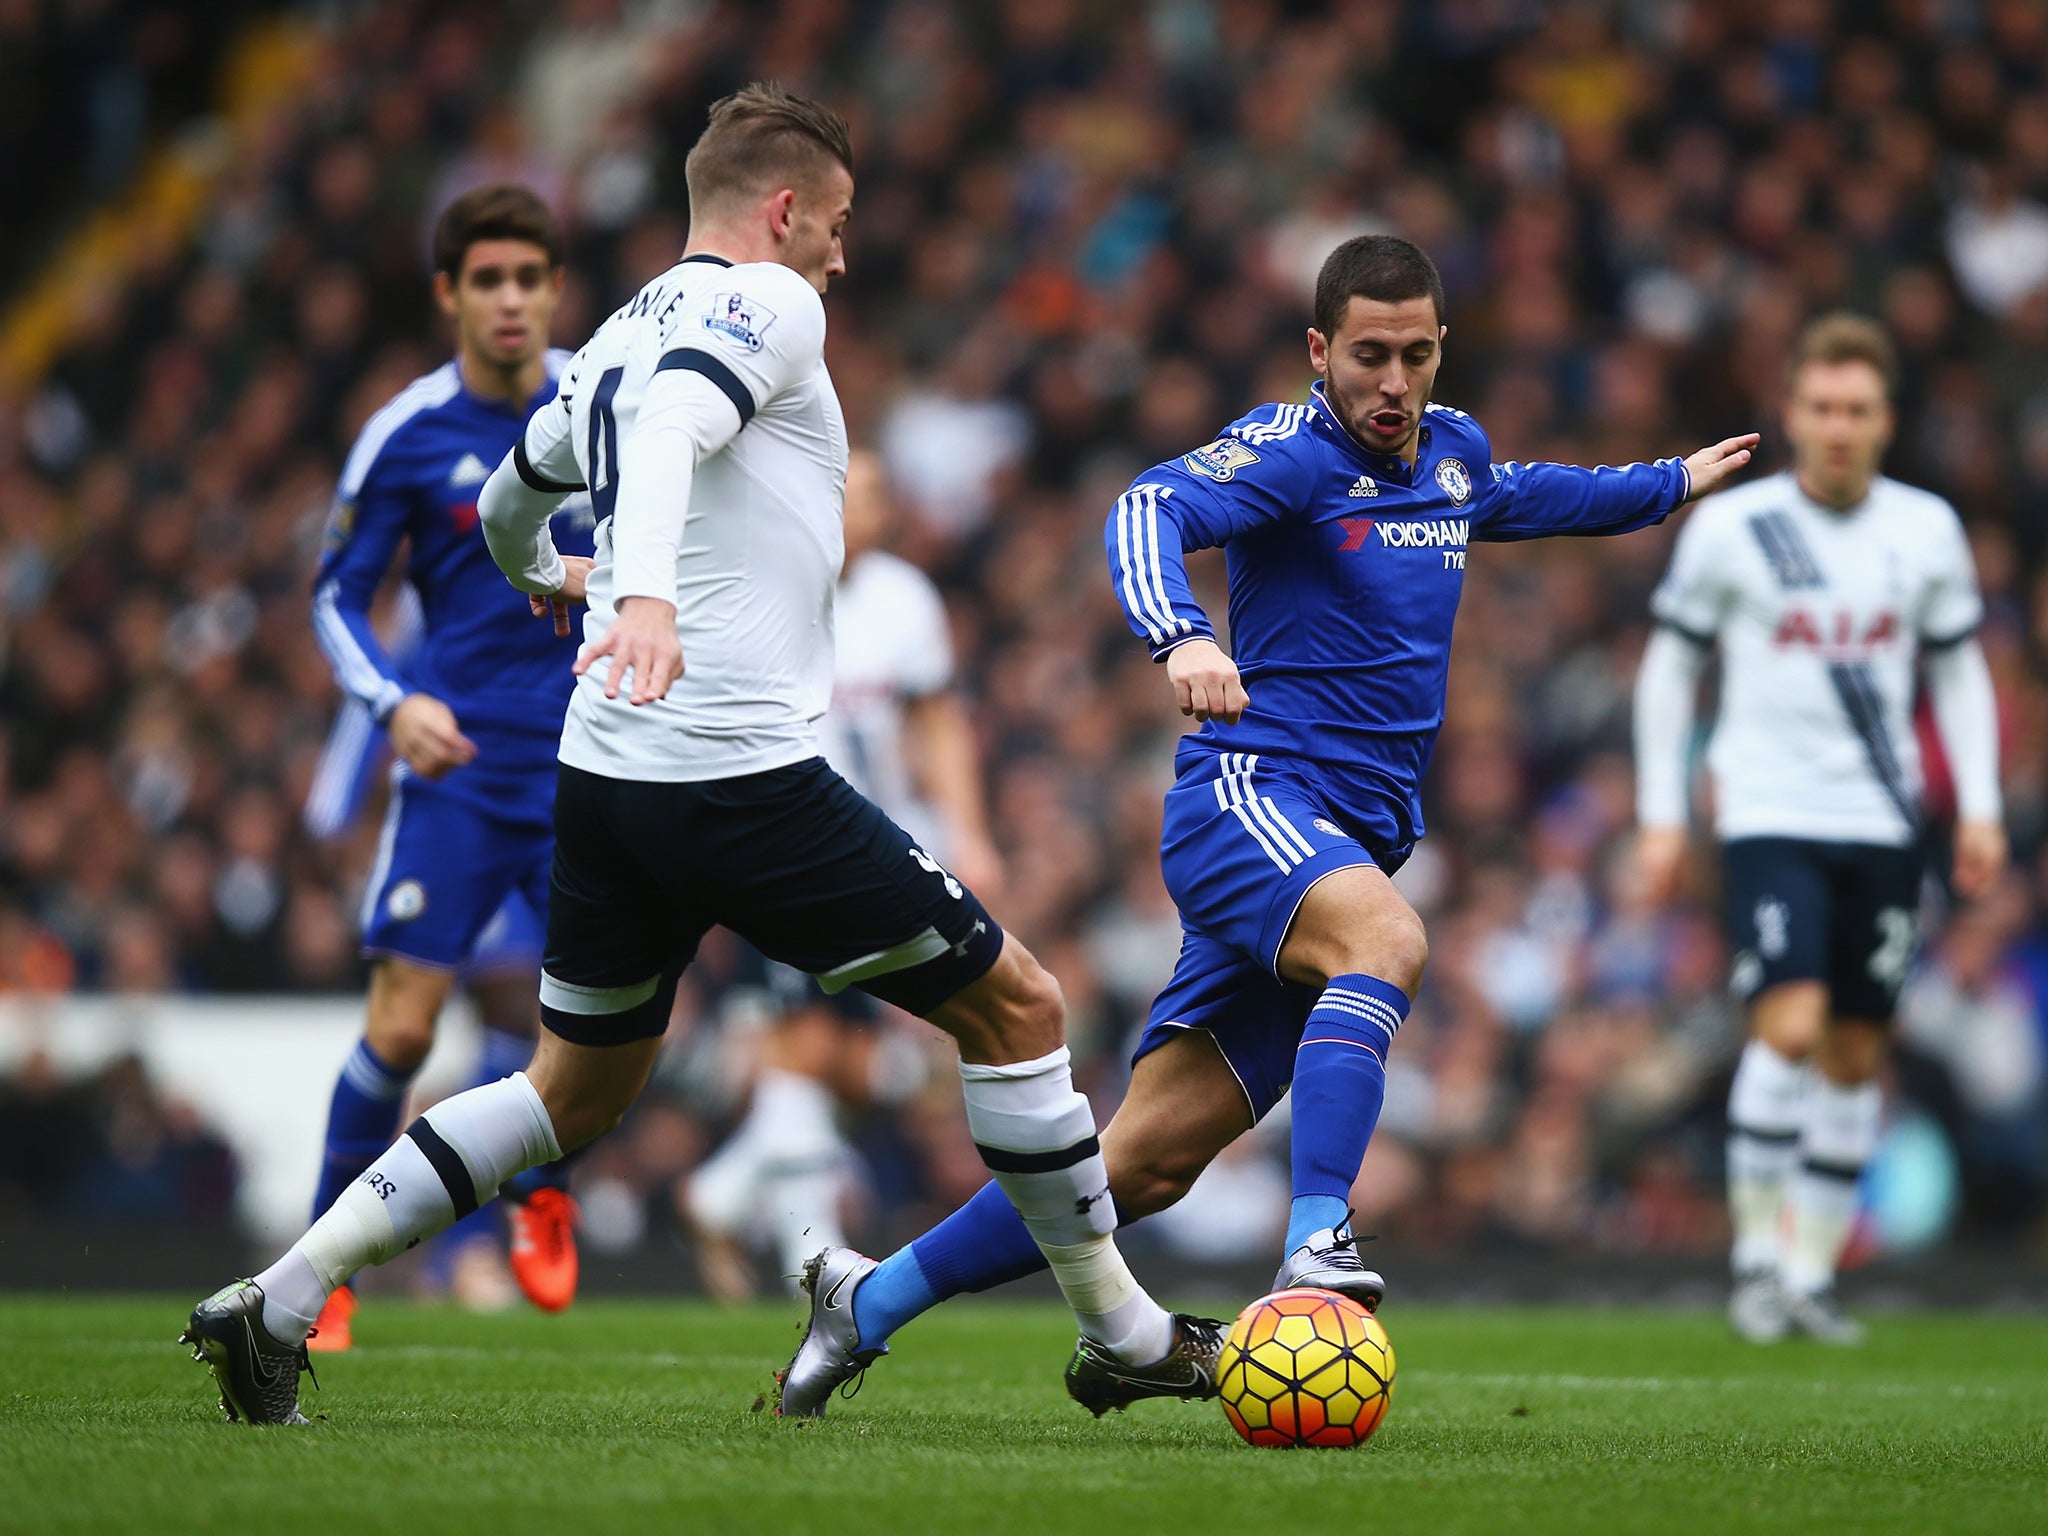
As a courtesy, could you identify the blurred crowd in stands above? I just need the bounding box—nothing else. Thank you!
[2,0,2046,1260]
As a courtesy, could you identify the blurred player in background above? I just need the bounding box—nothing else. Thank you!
[778,235,1760,1417]
[685,447,1002,1293]
[298,184,594,1350]
[1633,314,2005,1345]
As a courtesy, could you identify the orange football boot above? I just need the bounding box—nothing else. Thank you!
[508,1189,579,1312]
[307,1284,355,1353]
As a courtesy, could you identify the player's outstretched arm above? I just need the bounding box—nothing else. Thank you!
[1679,434,1761,502]
[1477,432,1760,542]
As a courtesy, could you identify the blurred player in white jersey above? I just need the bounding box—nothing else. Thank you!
[1634,314,2005,1344]
[685,448,1002,1293]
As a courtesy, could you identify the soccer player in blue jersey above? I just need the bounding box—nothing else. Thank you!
[778,235,1760,1415]
[302,183,596,1347]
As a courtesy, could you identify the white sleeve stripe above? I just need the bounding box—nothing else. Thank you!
[1115,488,1170,644]
[1139,485,1191,639]
[337,364,461,499]
[303,698,375,837]
[313,580,406,715]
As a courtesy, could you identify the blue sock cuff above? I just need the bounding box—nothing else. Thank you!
[1307,973,1410,1058]
[341,1039,412,1102]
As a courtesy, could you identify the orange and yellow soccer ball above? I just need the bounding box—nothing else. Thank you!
[1216,1288,1395,1448]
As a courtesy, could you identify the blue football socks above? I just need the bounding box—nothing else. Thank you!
[312,1039,414,1222]
[1284,973,1408,1254]
[853,1180,1050,1346]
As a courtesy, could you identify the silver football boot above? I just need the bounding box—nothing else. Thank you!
[1272,1219,1386,1311]
[1784,1286,1867,1346]
[179,1279,315,1425]
[1728,1268,1791,1344]
[776,1247,887,1418]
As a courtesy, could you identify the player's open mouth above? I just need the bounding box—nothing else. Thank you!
[1369,411,1407,435]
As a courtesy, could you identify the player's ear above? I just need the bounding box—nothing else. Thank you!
[767,187,799,241]
[1307,326,1328,373]
[432,270,458,320]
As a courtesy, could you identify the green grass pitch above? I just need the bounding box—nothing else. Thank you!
[2,1295,2042,1535]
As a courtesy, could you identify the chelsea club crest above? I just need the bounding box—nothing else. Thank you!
[1434,457,1472,507]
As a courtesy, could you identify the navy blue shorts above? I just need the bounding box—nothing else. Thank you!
[359,769,553,973]
[1133,747,1409,1120]
[1721,837,1925,1023]
[539,759,1004,1046]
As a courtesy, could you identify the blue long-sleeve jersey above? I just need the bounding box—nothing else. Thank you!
[313,353,596,819]
[1107,383,1690,850]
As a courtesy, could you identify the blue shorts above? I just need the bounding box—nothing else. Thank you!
[1133,748,1409,1120]
[461,888,547,980]
[360,768,553,972]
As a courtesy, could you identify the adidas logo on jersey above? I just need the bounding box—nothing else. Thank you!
[1348,474,1378,498]
[449,452,492,486]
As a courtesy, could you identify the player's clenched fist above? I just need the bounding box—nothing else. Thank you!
[1167,637,1249,725]
[1680,433,1762,501]
[577,595,684,706]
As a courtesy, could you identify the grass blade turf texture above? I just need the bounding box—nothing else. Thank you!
[1,1296,2041,1535]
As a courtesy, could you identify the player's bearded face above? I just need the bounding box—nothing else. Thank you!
[1310,297,1446,461]
[1785,360,1893,506]
[444,238,560,370]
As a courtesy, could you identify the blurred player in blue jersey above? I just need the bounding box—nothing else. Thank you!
[304,183,595,1349]
[778,235,1760,1415]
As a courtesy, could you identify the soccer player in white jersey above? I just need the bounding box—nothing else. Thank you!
[184,84,1208,1427]
[1633,313,2005,1344]
[685,447,1003,1293]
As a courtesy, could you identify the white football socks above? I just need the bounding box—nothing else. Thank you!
[1783,1075,1880,1297]
[256,1073,561,1343]
[1726,1039,1805,1275]
[958,1047,1173,1365]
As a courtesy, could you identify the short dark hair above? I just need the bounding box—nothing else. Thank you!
[1313,235,1445,336]
[685,82,854,211]
[1791,311,1898,394]
[431,183,563,278]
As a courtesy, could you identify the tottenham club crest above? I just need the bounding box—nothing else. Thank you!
[1434,457,1472,507]
[703,290,777,353]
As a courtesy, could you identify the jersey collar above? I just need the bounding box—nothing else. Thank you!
[681,252,735,267]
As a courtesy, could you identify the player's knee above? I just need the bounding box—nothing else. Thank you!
[1322,909,1427,994]
[364,1000,437,1072]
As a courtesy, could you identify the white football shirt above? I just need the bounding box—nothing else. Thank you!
[816,550,954,826]
[1649,470,1983,845]
[516,254,849,782]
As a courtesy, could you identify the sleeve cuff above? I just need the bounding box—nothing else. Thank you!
[1148,629,1216,663]
[370,683,408,724]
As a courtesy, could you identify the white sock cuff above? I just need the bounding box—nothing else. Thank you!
[1803,1077,1882,1169]
[957,1055,1096,1155]
[1730,1039,1806,1134]
[957,1045,1072,1082]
